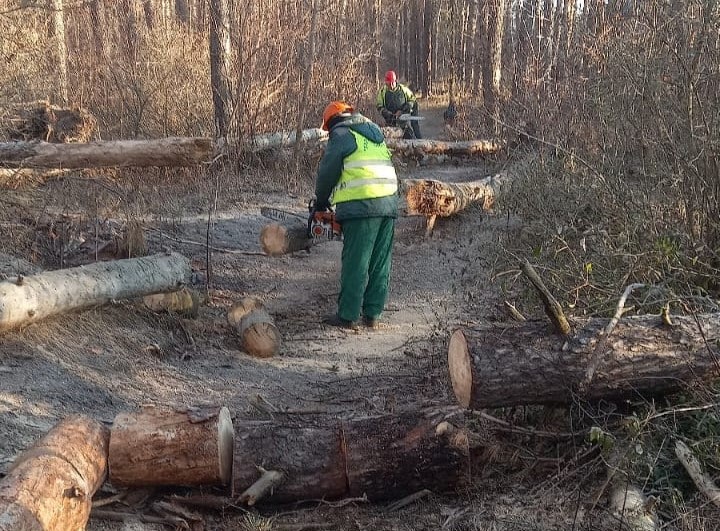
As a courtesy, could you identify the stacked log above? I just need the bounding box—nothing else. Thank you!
[108,406,234,487]
[227,298,281,358]
[0,416,108,531]
[447,315,720,410]
[0,252,191,332]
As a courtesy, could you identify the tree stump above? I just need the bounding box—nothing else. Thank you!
[108,406,234,488]
[227,297,281,358]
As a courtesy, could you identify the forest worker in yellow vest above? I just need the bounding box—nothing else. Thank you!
[314,101,398,330]
[376,70,422,139]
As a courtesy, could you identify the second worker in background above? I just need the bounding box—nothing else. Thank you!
[314,101,398,331]
[376,70,422,139]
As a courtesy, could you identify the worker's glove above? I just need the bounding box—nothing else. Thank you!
[381,108,394,121]
[401,102,412,113]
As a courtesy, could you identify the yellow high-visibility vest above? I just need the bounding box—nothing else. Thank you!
[332,130,397,204]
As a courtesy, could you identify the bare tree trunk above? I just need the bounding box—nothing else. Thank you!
[51,0,68,106]
[119,0,139,58]
[88,0,105,57]
[293,0,319,170]
[175,0,190,24]
[142,0,156,30]
[209,0,234,137]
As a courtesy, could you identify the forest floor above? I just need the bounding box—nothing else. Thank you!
[0,103,613,530]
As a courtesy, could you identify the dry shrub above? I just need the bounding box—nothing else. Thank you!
[6,101,97,142]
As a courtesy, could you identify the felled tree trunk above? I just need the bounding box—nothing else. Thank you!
[232,413,469,503]
[402,173,508,234]
[386,138,505,157]
[259,222,311,257]
[0,137,213,168]
[0,415,108,531]
[0,252,191,332]
[108,406,234,487]
[245,128,327,152]
[227,297,281,358]
[448,315,720,409]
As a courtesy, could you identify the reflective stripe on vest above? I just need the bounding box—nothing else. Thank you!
[332,130,398,204]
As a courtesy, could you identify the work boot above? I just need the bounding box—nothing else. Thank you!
[323,314,359,331]
[362,316,382,330]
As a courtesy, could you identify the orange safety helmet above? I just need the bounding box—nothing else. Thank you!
[321,101,354,131]
[384,70,397,85]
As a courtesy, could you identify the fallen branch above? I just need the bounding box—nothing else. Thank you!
[675,439,720,507]
[520,260,570,335]
[237,466,284,506]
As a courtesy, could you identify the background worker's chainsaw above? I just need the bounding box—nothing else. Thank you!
[260,200,342,242]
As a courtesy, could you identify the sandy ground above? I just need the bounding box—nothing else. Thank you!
[0,105,606,530]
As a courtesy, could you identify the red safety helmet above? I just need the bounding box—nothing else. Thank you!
[321,101,354,131]
[385,70,397,86]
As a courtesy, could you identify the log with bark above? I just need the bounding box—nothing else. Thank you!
[245,128,327,152]
[143,288,201,318]
[0,252,191,332]
[0,415,109,531]
[232,413,470,503]
[259,222,312,257]
[0,137,213,169]
[386,138,506,157]
[402,173,509,234]
[108,406,234,488]
[227,297,281,358]
[448,315,720,409]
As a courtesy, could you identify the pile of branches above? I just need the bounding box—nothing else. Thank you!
[5,100,97,143]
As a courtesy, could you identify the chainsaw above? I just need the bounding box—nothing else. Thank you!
[260,200,342,242]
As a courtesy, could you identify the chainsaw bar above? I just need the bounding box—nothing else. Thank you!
[398,114,425,121]
[260,206,305,224]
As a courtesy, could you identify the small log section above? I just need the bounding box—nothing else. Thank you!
[448,315,720,409]
[403,173,508,234]
[0,137,213,169]
[0,252,191,332]
[386,138,506,157]
[0,415,109,531]
[143,288,200,318]
[232,413,469,503]
[259,222,311,257]
[108,406,234,488]
[227,297,281,358]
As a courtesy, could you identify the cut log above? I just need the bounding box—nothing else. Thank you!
[108,406,234,488]
[0,137,213,169]
[227,297,281,358]
[259,222,311,257]
[386,138,506,157]
[0,415,109,531]
[0,252,191,332]
[143,288,201,318]
[245,128,327,152]
[232,412,469,503]
[448,315,720,409]
[402,173,509,218]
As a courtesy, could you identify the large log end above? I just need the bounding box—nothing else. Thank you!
[217,407,235,485]
[448,329,473,409]
[260,223,291,256]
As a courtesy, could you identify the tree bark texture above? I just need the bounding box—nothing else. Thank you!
[0,416,108,531]
[0,138,213,169]
[448,315,720,409]
[0,252,191,332]
[402,173,509,217]
[232,413,469,503]
[259,223,311,257]
[227,297,281,358]
[386,138,506,157]
[108,406,234,487]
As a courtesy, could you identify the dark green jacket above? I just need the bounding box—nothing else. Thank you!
[315,114,398,222]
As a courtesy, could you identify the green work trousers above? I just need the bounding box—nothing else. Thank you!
[337,217,395,323]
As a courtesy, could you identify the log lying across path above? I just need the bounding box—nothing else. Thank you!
[0,416,108,531]
[403,173,509,234]
[386,138,506,157]
[232,413,469,502]
[0,252,191,332]
[448,315,720,409]
[109,406,234,488]
[0,137,213,168]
